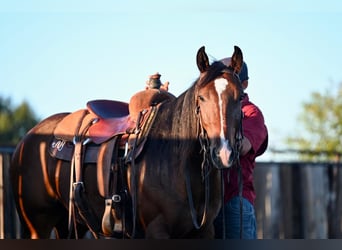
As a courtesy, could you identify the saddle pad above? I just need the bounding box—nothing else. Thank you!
[49,138,99,163]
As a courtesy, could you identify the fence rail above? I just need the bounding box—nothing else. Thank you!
[255,162,342,239]
[1,146,342,239]
[0,146,21,239]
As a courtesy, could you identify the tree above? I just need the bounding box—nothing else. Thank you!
[0,96,39,145]
[286,83,342,161]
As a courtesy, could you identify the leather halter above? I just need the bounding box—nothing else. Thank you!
[185,71,243,231]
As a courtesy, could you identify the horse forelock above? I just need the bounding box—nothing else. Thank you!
[196,61,228,89]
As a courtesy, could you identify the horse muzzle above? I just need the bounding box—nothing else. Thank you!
[210,141,235,169]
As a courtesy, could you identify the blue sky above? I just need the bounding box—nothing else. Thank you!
[1,0,342,161]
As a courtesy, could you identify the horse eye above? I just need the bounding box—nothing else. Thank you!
[198,95,205,102]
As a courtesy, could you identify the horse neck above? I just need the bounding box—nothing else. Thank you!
[151,87,200,154]
[151,88,205,181]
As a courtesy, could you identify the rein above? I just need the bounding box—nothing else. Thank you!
[185,110,211,229]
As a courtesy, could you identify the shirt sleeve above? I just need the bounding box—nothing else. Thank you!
[242,103,268,156]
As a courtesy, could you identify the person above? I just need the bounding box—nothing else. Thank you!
[145,72,169,91]
[214,58,268,239]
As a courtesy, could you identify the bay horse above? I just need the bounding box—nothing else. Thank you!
[10,46,244,239]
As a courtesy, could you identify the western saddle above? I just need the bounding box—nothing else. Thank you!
[49,89,175,238]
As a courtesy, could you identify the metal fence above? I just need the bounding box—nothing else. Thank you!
[1,146,342,239]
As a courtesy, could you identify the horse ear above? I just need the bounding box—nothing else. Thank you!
[230,45,243,74]
[196,46,210,73]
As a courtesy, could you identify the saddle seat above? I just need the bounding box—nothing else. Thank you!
[87,99,129,119]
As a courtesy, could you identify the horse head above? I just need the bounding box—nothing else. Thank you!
[195,46,244,169]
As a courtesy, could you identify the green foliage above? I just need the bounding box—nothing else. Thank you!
[0,96,39,145]
[286,83,342,161]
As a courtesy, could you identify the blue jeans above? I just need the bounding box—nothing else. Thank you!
[214,196,257,239]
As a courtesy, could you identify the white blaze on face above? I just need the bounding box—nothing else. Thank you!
[214,78,232,167]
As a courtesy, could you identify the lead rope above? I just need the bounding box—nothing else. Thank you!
[237,111,244,239]
[185,163,209,230]
[220,169,226,239]
[221,112,243,239]
[186,129,210,229]
[224,139,243,240]
[237,157,243,239]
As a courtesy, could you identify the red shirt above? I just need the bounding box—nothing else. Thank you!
[223,93,268,205]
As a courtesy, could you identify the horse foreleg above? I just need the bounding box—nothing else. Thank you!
[144,215,170,239]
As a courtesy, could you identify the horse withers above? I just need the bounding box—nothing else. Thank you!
[10,45,244,239]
